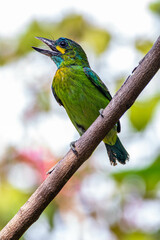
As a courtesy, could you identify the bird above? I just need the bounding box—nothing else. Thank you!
[33,37,129,166]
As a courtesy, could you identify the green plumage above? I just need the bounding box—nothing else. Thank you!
[53,66,111,136]
[33,37,129,165]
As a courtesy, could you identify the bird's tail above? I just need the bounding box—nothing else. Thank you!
[105,137,129,166]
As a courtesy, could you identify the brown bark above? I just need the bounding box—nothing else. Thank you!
[0,36,160,240]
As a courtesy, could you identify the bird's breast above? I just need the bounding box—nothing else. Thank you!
[53,67,85,98]
[52,66,109,130]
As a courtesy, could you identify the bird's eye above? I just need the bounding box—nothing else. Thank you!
[59,41,67,47]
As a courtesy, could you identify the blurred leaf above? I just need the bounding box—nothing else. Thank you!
[112,155,160,194]
[111,224,155,240]
[53,14,111,54]
[135,39,153,54]
[123,232,154,240]
[129,95,160,131]
[0,183,29,229]
[0,21,50,65]
[54,14,86,40]
[83,28,111,55]
[16,21,47,56]
[154,230,160,240]
[0,14,111,65]
[149,1,160,16]
[44,201,58,229]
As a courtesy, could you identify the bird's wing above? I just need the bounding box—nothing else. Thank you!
[51,85,64,106]
[84,67,121,133]
[84,67,112,101]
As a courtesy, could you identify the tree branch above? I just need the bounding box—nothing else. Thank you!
[0,36,160,240]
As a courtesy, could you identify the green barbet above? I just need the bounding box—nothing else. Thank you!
[33,37,129,166]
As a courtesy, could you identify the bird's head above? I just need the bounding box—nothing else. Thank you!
[33,37,90,68]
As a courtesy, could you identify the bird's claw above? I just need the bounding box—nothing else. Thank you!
[99,108,104,118]
[110,159,117,166]
[70,141,78,156]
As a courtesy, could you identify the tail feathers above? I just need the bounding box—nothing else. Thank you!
[105,137,129,166]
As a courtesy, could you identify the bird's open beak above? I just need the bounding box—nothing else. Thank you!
[32,37,60,57]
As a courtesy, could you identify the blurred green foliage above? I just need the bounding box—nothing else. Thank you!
[44,201,58,229]
[135,39,153,55]
[112,155,160,194]
[0,183,29,228]
[149,0,160,16]
[16,21,48,56]
[129,95,160,131]
[0,182,58,231]
[111,226,157,240]
[0,14,111,65]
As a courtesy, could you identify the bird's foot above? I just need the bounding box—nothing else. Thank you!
[70,141,78,156]
[99,108,104,118]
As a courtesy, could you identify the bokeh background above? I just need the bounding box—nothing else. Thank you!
[0,0,160,239]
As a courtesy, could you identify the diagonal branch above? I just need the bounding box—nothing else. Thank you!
[0,36,160,240]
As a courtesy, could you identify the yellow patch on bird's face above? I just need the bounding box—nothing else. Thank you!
[56,46,66,54]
